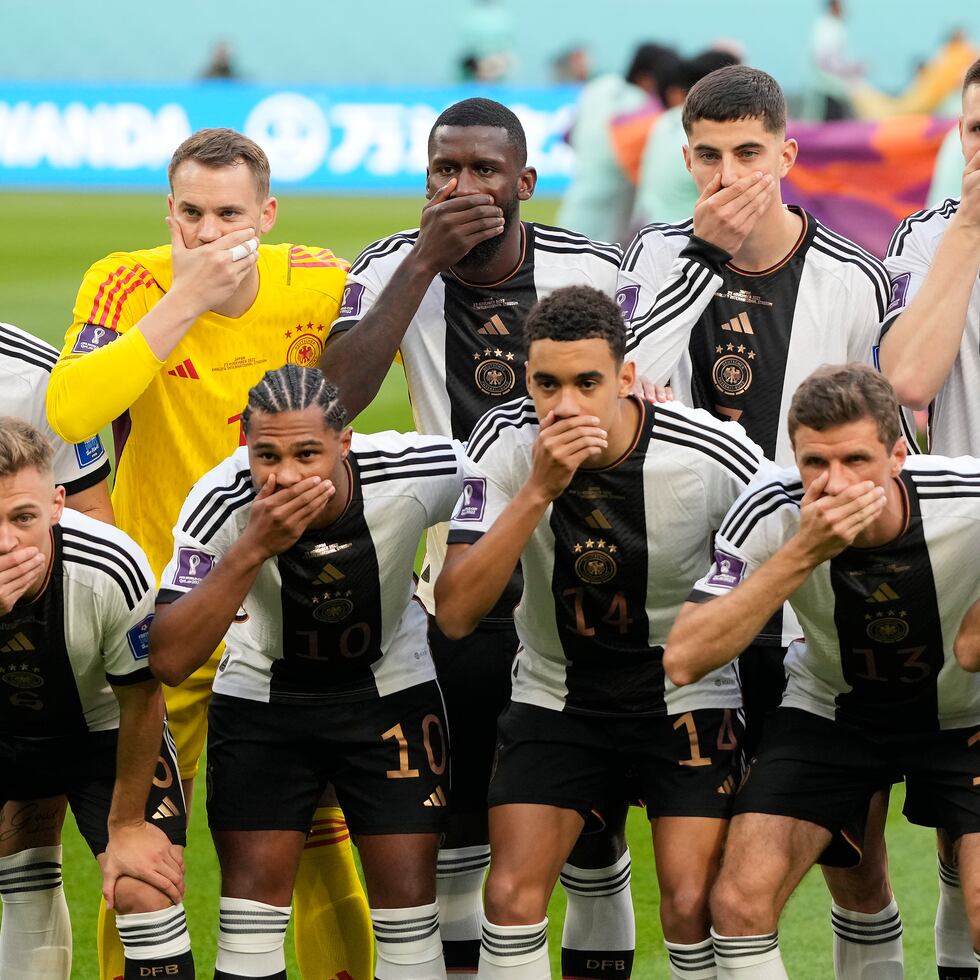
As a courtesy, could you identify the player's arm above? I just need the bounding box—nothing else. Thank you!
[435,411,608,639]
[319,179,505,418]
[47,221,259,443]
[665,473,886,685]
[65,478,114,524]
[954,597,980,672]
[102,677,184,909]
[150,474,333,686]
[878,151,980,410]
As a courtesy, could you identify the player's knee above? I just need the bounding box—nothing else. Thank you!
[484,868,550,925]
[710,874,771,935]
[659,879,711,935]
[113,876,173,915]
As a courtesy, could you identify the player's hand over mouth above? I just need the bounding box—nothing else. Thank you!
[529,411,608,501]
[693,172,774,256]
[793,472,886,566]
[239,474,335,561]
[413,179,506,274]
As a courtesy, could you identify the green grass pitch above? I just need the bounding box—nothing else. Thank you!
[0,191,941,977]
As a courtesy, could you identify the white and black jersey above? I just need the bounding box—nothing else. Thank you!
[882,199,979,457]
[690,456,980,732]
[448,397,772,717]
[330,222,621,616]
[0,509,155,737]
[617,209,904,466]
[158,433,466,705]
[0,322,109,494]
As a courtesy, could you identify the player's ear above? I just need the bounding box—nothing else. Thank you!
[518,167,537,201]
[780,137,798,177]
[260,197,277,235]
[167,194,175,216]
[619,360,636,397]
[682,144,692,173]
[51,485,66,526]
[340,426,353,459]
[890,435,908,476]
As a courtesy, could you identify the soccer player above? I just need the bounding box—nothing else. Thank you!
[322,98,635,979]
[150,365,466,980]
[0,417,192,979]
[435,286,771,979]
[2,320,112,523]
[665,363,980,979]
[46,129,369,980]
[616,66,903,974]
[877,55,980,980]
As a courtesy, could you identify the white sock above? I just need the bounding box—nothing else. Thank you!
[712,929,788,979]
[371,902,445,979]
[0,845,71,980]
[215,896,290,978]
[665,937,716,979]
[479,917,550,978]
[831,898,903,978]
[560,851,635,978]
[438,845,490,977]
[938,859,977,971]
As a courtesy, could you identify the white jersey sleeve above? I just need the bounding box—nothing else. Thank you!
[100,539,157,685]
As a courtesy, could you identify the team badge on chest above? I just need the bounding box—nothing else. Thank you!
[472,347,517,396]
[572,537,619,584]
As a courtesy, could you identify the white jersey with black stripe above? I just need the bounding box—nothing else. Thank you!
[159,433,467,704]
[449,396,774,716]
[0,322,109,496]
[617,210,904,467]
[0,509,155,737]
[882,199,980,457]
[690,456,980,732]
[330,221,622,614]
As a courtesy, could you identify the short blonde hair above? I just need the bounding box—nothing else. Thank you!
[168,128,271,200]
[0,417,54,479]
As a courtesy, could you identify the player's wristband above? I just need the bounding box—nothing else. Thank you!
[680,235,732,276]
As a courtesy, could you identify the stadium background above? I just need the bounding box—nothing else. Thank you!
[1,0,976,974]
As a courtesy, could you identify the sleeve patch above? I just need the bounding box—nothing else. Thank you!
[453,478,487,522]
[886,272,911,315]
[706,550,746,589]
[73,436,105,469]
[71,323,119,355]
[126,615,153,661]
[339,282,366,318]
[616,284,640,321]
[170,548,216,589]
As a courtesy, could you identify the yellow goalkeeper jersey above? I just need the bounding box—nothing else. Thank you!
[48,242,348,579]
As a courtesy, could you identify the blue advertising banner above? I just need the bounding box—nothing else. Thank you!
[0,83,579,193]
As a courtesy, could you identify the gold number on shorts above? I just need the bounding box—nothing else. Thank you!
[422,713,447,775]
[716,708,738,751]
[153,755,174,789]
[673,712,712,767]
[381,723,420,779]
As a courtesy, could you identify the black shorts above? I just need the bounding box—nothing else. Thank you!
[428,616,517,815]
[488,701,742,821]
[736,708,980,867]
[0,724,187,856]
[736,643,787,759]
[206,681,450,836]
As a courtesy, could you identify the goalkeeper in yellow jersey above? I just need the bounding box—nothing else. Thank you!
[47,128,372,980]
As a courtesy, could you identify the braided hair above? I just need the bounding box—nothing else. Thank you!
[241,365,347,435]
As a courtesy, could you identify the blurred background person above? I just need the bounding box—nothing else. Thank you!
[557,42,682,244]
[198,40,240,80]
[551,45,592,84]
[805,0,863,120]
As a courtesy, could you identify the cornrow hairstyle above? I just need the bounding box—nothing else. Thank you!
[241,365,348,435]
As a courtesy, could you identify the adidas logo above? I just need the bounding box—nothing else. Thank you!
[585,508,611,530]
[866,583,900,603]
[167,358,200,380]
[0,633,34,654]
[720,312,754,334]
[478,314,509,336]
[423,786,448,807]
[317,563,344,584]
[716,775,737,795]
[150,796,182,821]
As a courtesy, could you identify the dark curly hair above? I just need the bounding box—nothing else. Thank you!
[524,286,626,362]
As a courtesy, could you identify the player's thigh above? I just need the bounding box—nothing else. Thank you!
[566,797,629,868]
[212,829,307,906]
[164,645,223,782]
[428,616,516,836]
[328,681,450,840]
[0,796,67,855]
[356,832,442,908]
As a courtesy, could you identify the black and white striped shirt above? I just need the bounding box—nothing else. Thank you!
[0,322,109,495]
[0,509,155,737]
[159,433,466,703]
[690,456,980,732]
[449,397,772,716]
